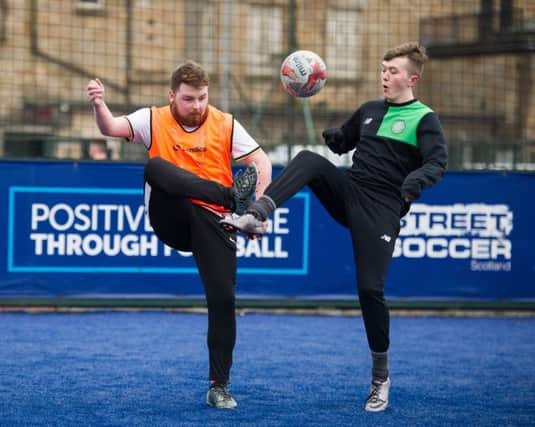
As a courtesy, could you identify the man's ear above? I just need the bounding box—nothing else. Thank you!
[408,74,419,87]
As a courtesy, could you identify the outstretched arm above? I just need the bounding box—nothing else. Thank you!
[322,128,353,154]
[322,107,361,155]
[86,78,131,138]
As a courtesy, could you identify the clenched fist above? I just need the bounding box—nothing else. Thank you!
[86,78,105,106]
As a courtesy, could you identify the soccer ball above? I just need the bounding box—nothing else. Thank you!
[280,50,327,98]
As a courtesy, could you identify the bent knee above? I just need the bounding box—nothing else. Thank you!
[292,150,334,172]
[294,149,323,163]
[144,156,165,179]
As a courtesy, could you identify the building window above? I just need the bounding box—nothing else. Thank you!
[0,0,7,43]
[325,7,362,79]
[76,0,105,13]
[247,4,283,76]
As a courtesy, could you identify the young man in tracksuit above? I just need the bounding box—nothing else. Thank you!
[87,60,272,409]
[221,42,448,412]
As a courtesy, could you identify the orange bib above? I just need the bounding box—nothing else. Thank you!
[149,105,233,212]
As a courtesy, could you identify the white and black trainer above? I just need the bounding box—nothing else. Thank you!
[220,213,267,239]
[365,377,390,412]
[206,384,238,409]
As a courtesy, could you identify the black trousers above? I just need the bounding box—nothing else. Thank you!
[263,150,401,352]
[144,157,237,384]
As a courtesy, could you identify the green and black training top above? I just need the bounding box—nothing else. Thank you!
[340,98,448,202]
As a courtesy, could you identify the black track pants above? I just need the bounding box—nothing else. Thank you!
[144,159,237,384]
[264,150,401,352]
[144,156,233,208]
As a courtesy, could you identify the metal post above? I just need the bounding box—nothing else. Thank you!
[220,0,232,112]
[286,0,297,163]
[125,0,132,106]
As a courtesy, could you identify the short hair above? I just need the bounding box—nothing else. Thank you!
[170,60,209,91]
[383,42,428,76]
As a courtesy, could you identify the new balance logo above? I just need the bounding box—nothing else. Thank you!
[364,117,373,125]
[380,234,392,242]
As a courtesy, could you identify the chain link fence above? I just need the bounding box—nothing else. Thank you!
[0,0,534,170]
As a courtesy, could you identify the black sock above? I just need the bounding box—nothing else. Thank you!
[248,195,276,221]
[371,351,389,382]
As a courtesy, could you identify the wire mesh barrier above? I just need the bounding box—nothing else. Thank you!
[0,0,534,170]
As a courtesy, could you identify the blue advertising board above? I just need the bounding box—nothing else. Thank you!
[0,160,533,300]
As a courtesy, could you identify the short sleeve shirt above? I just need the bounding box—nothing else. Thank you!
[126,107,260,161]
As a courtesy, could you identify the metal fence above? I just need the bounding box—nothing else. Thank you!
[1,0,534,170]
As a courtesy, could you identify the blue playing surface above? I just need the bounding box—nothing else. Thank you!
[0,312,534,426]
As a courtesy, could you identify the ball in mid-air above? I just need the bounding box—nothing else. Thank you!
[280,50,327,98]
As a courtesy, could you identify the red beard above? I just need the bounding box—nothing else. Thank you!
[170,104,207,127]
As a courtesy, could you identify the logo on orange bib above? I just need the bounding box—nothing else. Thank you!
[172,144,207,153]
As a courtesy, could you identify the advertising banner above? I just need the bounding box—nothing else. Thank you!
[0,160,533,299]
[8,187,308,276]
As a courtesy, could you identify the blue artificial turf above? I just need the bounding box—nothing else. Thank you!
[0,312,534,426]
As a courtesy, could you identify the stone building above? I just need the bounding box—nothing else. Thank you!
[0,0,533,168]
